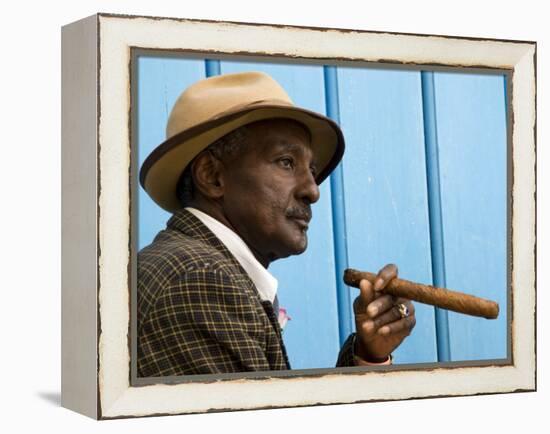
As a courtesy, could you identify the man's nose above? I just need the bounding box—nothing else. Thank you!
[297,168,320,205]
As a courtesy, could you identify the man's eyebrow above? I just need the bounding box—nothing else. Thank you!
[272,141,301,152]
[272,142,318,165]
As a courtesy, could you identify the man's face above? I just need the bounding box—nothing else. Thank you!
[221,119,320,265]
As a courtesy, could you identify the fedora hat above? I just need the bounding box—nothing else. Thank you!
[139,71,345,212]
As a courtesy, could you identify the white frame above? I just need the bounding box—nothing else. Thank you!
[61,13,536,419]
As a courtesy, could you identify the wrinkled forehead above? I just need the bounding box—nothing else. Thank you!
[245,118,316,160]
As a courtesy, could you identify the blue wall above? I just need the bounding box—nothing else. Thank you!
[136,55,508,369]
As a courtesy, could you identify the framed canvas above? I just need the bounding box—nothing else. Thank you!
[61,12,536,419]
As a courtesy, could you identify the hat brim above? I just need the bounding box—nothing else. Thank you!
[140,100,345,213]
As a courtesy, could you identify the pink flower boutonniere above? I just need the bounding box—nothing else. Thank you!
[278,307,291,330]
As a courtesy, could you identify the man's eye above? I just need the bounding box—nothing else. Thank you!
[279,158,294,169]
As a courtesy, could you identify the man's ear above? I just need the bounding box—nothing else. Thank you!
[191,151,225,200]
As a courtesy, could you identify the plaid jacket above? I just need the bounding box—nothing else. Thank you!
[137,208,356,377]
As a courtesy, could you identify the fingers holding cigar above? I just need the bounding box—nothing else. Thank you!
[345,268,499,319]
[371,298,416,336]
[355,263,399,315]
[372,263,399,292]
[358,293,416,337]
[353,264,416,361]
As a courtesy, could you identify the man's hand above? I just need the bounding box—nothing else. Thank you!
[353,264,416,362]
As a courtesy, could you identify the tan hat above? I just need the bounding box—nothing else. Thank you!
[139,71,345,212]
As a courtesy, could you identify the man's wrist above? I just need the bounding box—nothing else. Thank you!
[352,333,393,365]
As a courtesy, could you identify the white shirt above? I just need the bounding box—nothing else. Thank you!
[185,207,278,303]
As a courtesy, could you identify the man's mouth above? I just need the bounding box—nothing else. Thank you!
[290,217,309,230]
[286,208,312,230]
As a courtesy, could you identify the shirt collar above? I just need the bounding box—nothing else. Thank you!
[185,207,278,303]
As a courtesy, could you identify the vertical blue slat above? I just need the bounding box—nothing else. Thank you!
[205,59,221,77]
[421,71,451,362]
[324,66,353,345]
[503,75,508,128]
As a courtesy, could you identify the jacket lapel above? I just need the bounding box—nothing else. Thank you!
[167,208,236,260]
[260,300,291,369]
[166,208,291,369]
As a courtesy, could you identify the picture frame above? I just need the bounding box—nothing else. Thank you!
[61,12,536,419]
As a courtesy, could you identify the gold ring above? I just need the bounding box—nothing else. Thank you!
[396,303,409,319]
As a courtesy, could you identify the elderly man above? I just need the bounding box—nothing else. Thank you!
[137,71,415,377]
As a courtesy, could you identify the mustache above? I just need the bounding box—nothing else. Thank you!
[285,206,312,222]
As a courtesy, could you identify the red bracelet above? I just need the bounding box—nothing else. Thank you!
[353,353,393,366]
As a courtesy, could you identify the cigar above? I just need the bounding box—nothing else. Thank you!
[343,268,499,319]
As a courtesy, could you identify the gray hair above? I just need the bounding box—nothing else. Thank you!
[176,125,251,208]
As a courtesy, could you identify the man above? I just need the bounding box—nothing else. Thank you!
[137,71,415,377]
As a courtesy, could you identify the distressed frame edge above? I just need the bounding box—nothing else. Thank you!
[92,14,536,419]
[95,11,537,46]
[61,13,100,420]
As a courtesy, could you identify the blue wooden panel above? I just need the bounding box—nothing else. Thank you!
[137,56,205,249]
[324,66,354,345]
[205,59,221,76]
[137,56,508,368]
[221,61,340,369]
[337,67,438,364]
[434,72,508,361]
[421,72,452,362]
